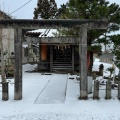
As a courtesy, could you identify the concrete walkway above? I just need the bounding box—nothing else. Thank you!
[35,74,68,104]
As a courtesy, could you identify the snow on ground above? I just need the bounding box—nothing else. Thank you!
[35,74,68,104]
[0,60,120,120]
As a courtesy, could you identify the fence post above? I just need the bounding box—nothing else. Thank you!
[93,80,99,100]
[105,81,111,99]
[118,81,120,100]
[2,82,9,101]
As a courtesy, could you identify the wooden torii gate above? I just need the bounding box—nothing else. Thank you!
[0,19,108,100]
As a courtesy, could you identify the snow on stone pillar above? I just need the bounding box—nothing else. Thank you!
[14,27,22,100]
[79,24,88,99]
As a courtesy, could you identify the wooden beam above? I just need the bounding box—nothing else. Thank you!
[29,37,79,44]
[14,27,22,100]
[41,37,79,44]
[79,24,88,99]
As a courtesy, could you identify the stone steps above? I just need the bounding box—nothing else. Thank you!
[52,62,72,72]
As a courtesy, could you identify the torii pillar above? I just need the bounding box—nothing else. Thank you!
[14,27,22,100]
[78,22,107,99]
[79,24,88,99]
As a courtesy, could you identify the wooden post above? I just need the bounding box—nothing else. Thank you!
[50,45,53,72]
[72,45,74,72]
[2,82,9,101]
[118,81,120,100]
[27,37,32,62]
[79,24,88,99]
[39,38,41,62]
[105,81,111,99]
[93,80,99,100]
[41,43,47,61]
[14,27,22,100]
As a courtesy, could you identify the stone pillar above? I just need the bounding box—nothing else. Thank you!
[27,37,32,52]
[93,80,99,100]
[105,81,111,99]
[2,82,9,101]
[0,29,6,83]
[14,27,22,100]
[79,24,88,99]
[27,37,35,62]
[118,81,120,100]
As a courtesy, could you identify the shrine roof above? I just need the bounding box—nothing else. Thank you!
[26,29,58,37]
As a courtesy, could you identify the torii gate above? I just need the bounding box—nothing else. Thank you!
[0,19,108,100]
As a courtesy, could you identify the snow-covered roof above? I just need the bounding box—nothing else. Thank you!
[27,29,59,37]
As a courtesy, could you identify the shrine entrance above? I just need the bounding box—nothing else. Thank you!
[53,45,71,62]
[52,45,73,72]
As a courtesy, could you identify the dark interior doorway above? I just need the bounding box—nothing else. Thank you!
[53,45,71,62]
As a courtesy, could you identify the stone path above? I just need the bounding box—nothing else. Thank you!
[35,74,68,104]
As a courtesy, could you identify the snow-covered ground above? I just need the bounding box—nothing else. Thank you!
[0,59,120,120]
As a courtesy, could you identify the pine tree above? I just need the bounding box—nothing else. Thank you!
[33,0,57,19]
[108,35,120,70]
[59,0,120,75]
[61,0,120,39]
